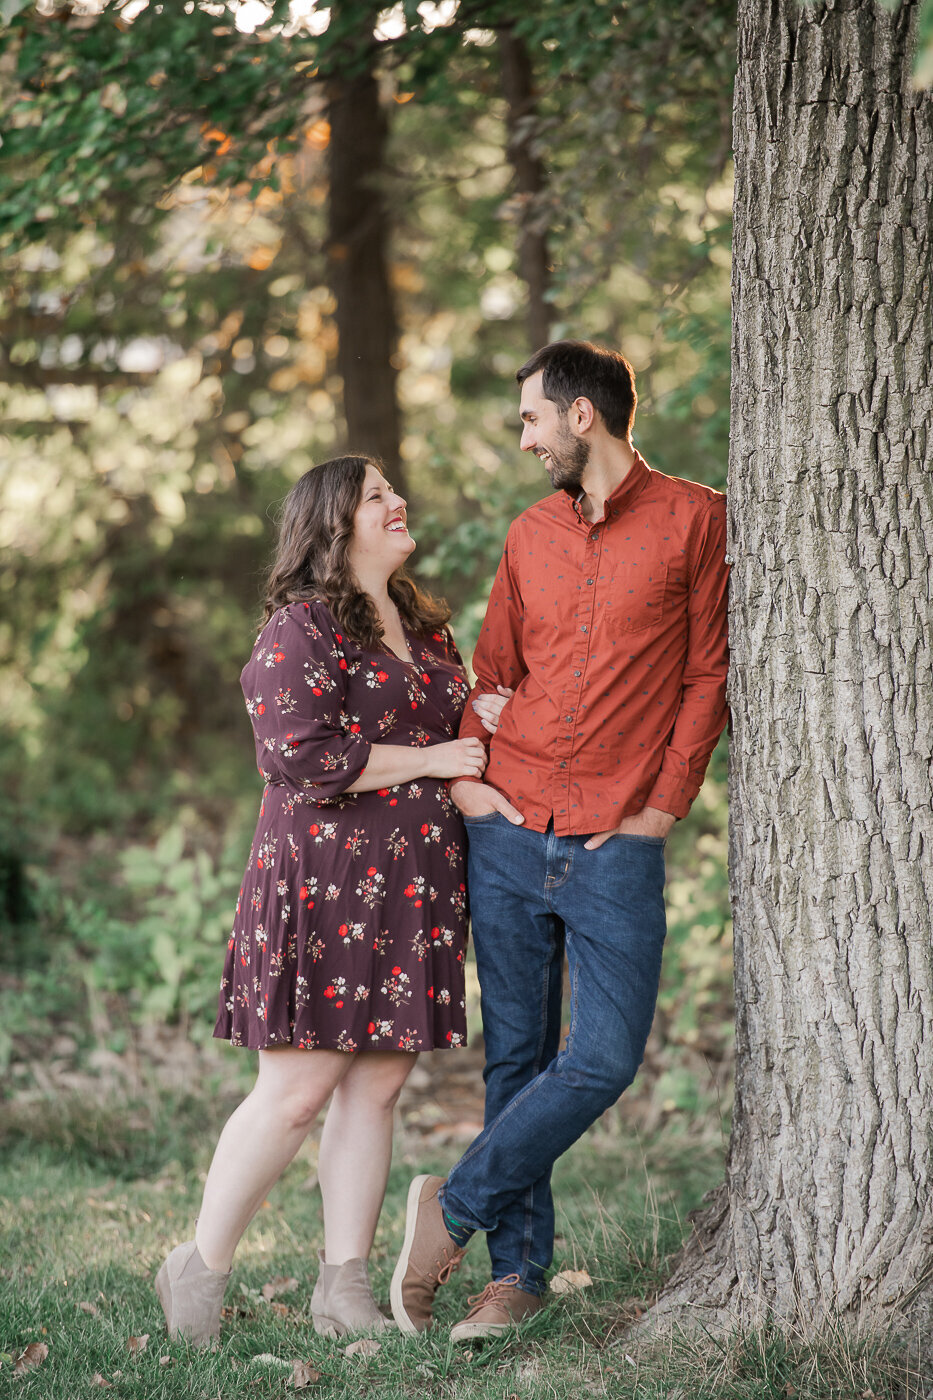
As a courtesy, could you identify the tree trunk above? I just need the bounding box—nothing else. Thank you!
[327,26,405,494]
[652,0,933,1340]
[499,27,551,351]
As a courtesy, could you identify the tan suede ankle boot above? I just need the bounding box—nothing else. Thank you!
[310,1252,389,1338]
[155,1240,230,1347]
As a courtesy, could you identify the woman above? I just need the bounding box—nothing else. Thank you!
[155,455,493,1346]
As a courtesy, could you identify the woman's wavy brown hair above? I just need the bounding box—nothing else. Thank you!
[262,455,452,649]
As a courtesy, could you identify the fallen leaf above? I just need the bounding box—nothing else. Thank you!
[261,1275,299,1301]
[127,1334,149,1354]
[290,1359,322,1388]
[90,1375,112,1388]
[343,1338,380,1358]
[549,1268,593,1294]
[159,1356,171,1367]
[111,1370,123,1379]
[13,1342,49,1377]
[78,1301,99,1317]
[269,1302,290,1318]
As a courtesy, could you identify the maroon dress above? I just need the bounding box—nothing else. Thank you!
[214,600,471,1053]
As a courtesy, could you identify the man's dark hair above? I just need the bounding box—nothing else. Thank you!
[516,339,637,440]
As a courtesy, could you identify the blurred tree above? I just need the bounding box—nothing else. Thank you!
[326,0,405,489]
[653,0,933,1343]
[498,23,550,350]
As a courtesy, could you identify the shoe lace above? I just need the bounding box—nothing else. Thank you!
[465,1273,522,1312]
[433,1246,465,1286]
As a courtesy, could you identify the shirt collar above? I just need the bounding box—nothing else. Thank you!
[569,450,649,522]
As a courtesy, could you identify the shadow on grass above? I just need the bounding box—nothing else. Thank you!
[0,1082,241,1178]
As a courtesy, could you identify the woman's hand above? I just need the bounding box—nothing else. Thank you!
[424,738,488,780]
[471,685,514,734]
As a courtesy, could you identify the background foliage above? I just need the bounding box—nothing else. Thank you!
[1,0,735,1119]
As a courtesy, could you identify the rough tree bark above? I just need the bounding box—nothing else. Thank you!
[499,26,551,351]
[327,11,405,494]
[652,0,933,1339]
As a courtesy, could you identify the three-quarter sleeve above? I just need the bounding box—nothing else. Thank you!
[241,603,372,799]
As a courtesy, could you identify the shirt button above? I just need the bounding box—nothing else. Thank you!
[573,670,581,678]
[586,578,593,586]
[559,761,567,769]
[581,625,588,633]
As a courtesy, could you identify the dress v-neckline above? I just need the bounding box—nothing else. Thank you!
[381,624,416,666]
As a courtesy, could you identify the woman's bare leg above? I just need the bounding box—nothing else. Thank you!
[317,1051,418,1264]
[194,1046,350,1272]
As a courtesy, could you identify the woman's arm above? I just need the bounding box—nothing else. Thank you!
[346,737,487,793]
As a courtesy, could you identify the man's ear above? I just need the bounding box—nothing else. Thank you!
[570,396,596,433]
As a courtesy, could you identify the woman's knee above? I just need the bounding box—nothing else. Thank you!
[254,1047,346,1131]
[337,1052,416,1114]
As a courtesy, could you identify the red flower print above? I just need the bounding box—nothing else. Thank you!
[446,1030,452,1041]
[390,798,398,806]
[324,986,336,999]
[339,924,349,938]
[404,884,415,897]
[335,633,342,642]
[339,658,348,670]
[411,701,418,710]
[392,965,402,975]
[376,671,389,683]
[312,687,322,696]
[299,886,308,899]
[428,986,434,999]
[335,1000,344,1008]
[431,927,440,940]
[367,1021,375,1034]
[309,824,320,835]
[350,723,360,733]
[367,866,377,876]
[257,703,265,715]
[421,673,430,684]
[378,788,390,797]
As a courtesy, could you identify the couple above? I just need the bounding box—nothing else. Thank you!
[155,339,729,1346]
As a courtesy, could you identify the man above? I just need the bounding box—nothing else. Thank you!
[390,339,729,1340]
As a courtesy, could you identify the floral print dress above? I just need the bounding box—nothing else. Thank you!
[214,600,471,1053]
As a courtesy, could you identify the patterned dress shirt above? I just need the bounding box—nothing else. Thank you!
[458,451,730,834]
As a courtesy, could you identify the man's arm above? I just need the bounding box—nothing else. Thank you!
[451,538,528,824]
[585,494,729,849]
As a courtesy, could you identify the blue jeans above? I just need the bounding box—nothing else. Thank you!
[441,814,667,1295]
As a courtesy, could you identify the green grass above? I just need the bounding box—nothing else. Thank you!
[0,1093,915,1400]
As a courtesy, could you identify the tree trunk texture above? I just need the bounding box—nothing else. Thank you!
[327,37,405,494]
[499,28,551,351]
[652,0,933,1340]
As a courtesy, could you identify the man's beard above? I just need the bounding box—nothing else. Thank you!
[542,423,590,493]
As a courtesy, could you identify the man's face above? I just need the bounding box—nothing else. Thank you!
[519,371,590,493]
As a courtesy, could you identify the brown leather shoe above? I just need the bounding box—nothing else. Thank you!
[390,1175,465,1334]
[449,1274,543,1341]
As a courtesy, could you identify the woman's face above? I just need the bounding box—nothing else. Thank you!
[346,462,415,582]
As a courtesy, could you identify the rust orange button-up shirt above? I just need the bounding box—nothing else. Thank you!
[458,452,729,834]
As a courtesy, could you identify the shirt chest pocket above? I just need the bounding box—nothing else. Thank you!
[605,560,670,633]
